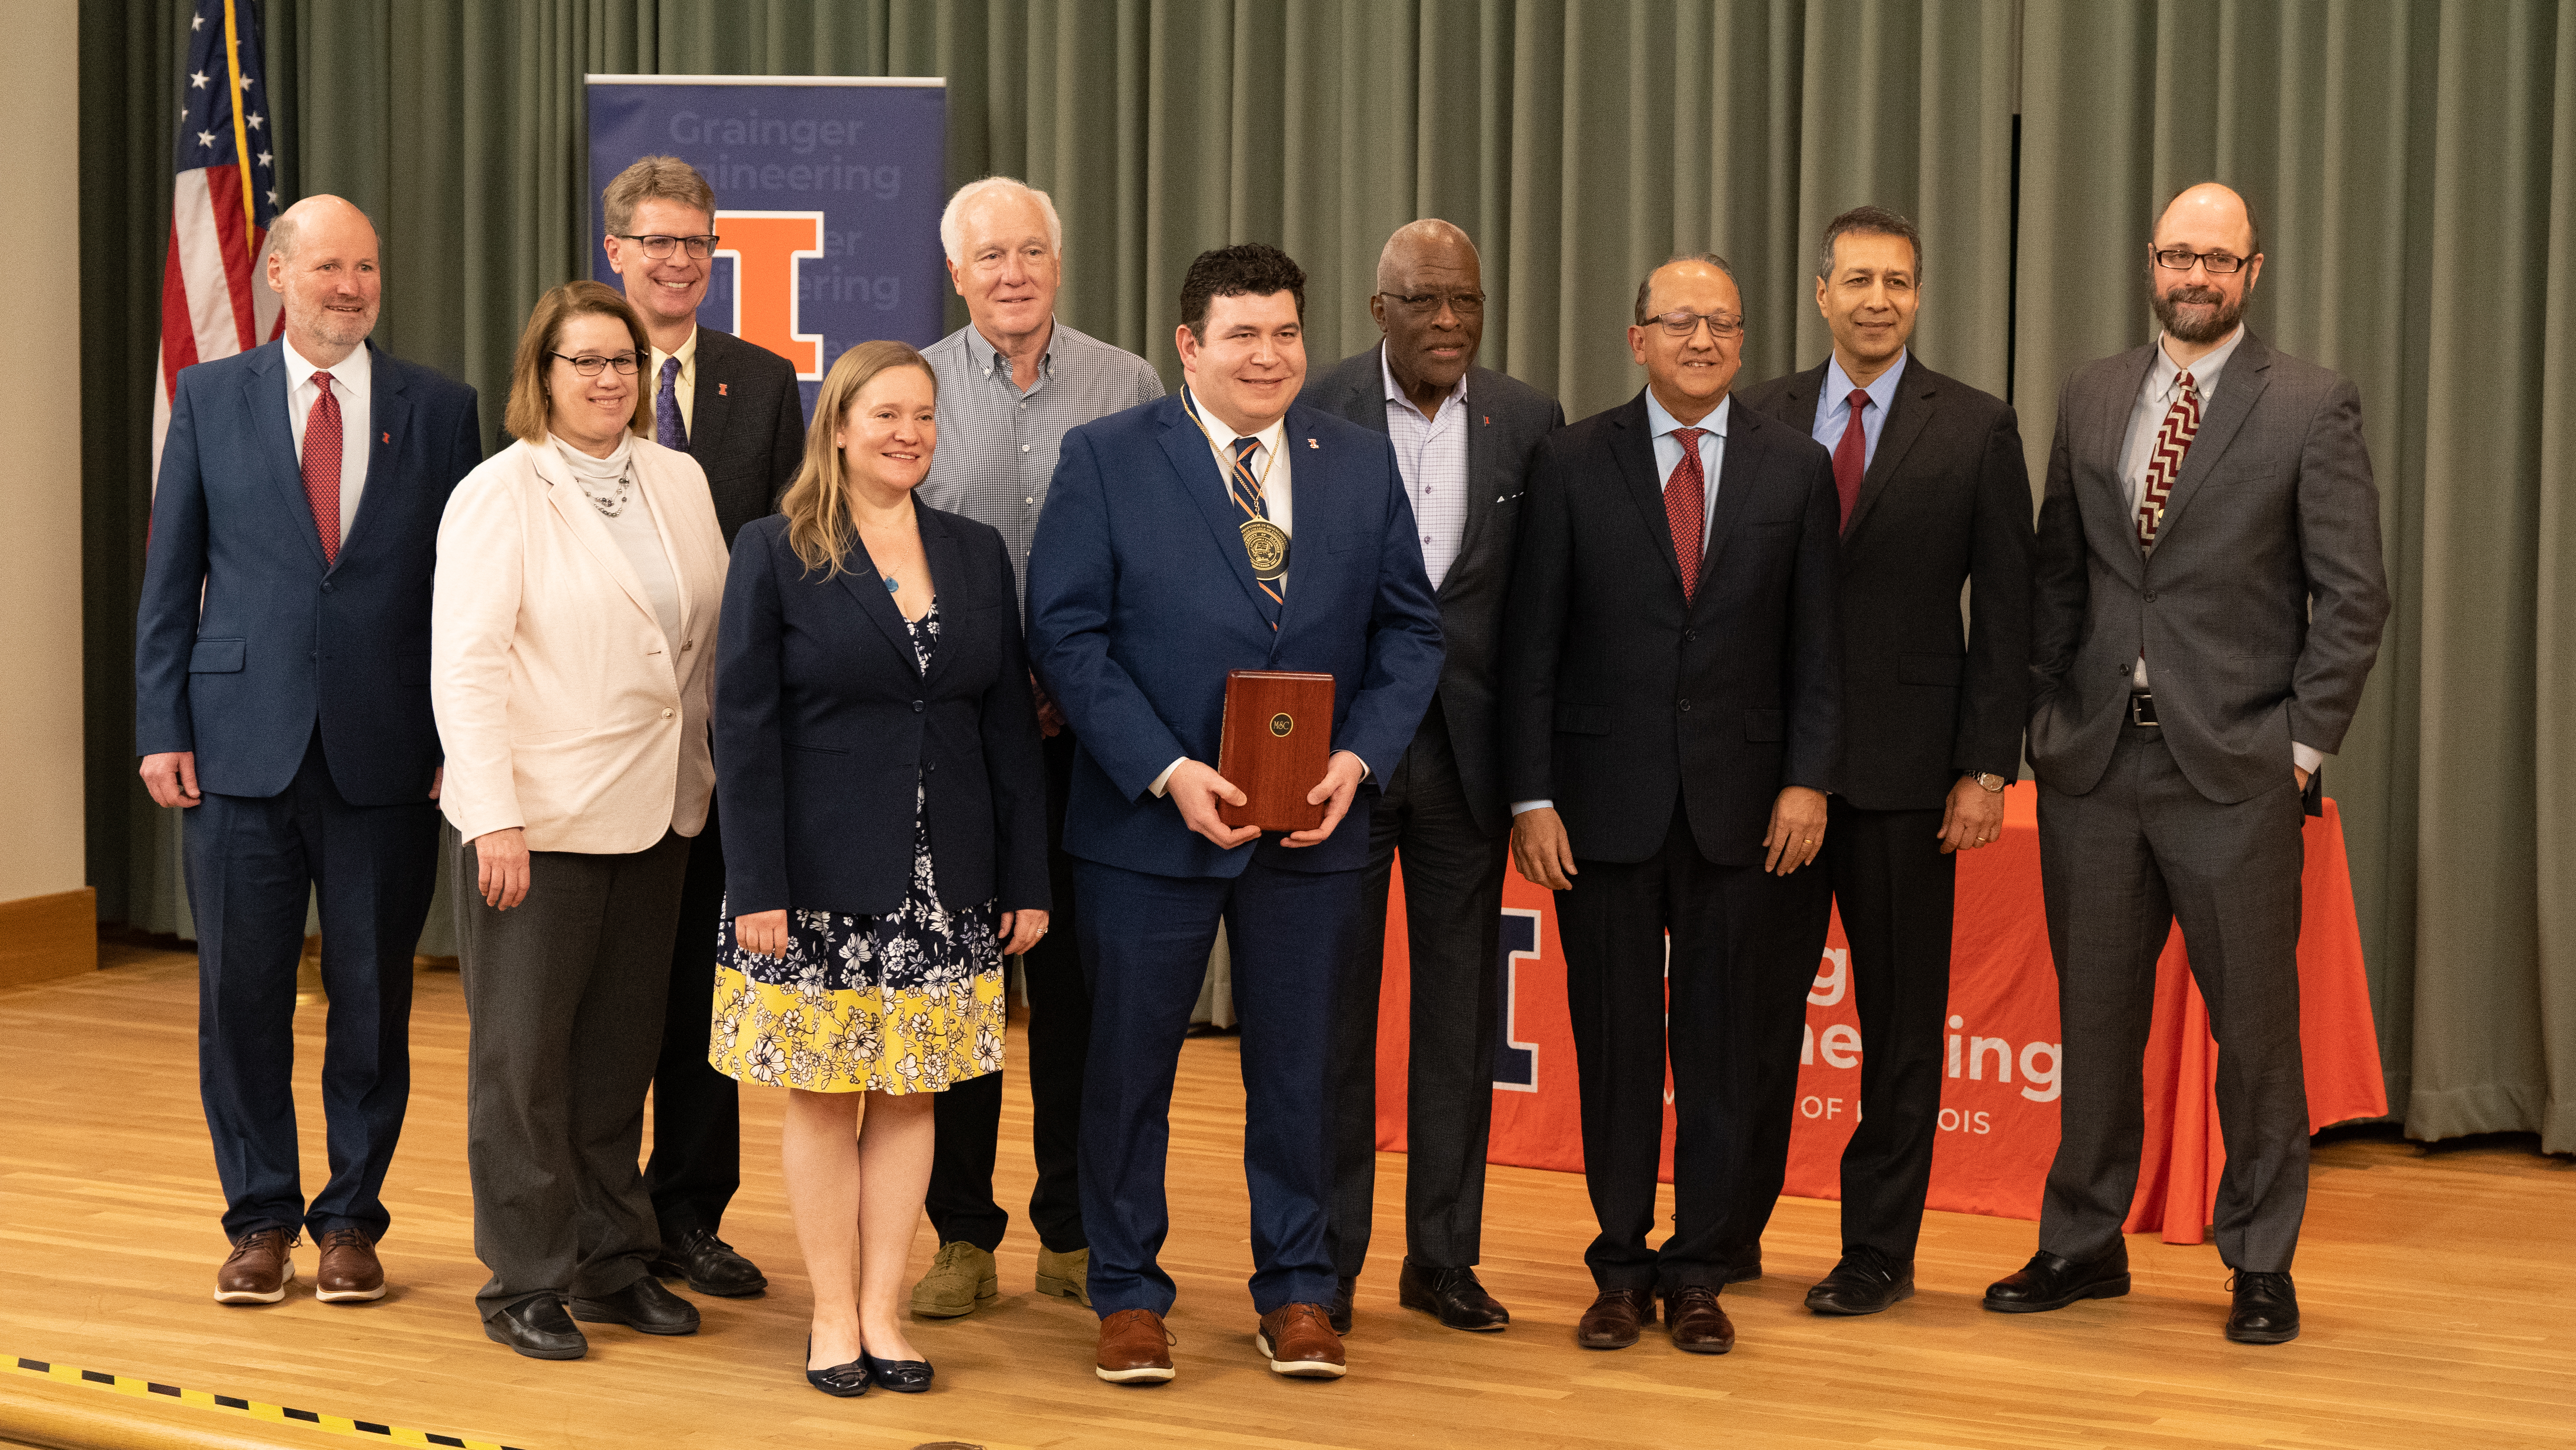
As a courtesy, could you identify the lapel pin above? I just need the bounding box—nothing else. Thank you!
[1483,414,1491,425]
[1307,437,1318,449]
[718,382,729,396]
[381,431,389,443]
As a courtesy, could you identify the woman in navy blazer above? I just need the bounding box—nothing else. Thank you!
[710,340,1048,1396]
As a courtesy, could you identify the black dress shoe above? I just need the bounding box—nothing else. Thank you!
[1324,1275,1356,1335]
[649,1227,767,1297]
[484,1293,587,1360]
[1663,1285,1735,1354]
[1397,1259,1509,1332]
[1574,1287,1653,1350]
[863,1350,935,1393]
[2224,1271,2300,1344]
[805,1337,869,1397]
[1983,1247,2132,1313]
[1805,1249,1915,1316]
[569,1274,702,1335]
[1724,1244,1762,1285]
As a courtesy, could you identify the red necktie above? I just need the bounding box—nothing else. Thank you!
[1832,387,1869,531]
[302,370,343,565]
[1666,427,1706,602]
[2136,370,2201,549]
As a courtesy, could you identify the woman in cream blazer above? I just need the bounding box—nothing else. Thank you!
[431,280,729,1361]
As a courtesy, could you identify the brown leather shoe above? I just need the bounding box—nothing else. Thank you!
[1575,1287,1653,1349]
[1255,1302,1346,1378]
[1665,1285,1736,1354]
[1094,1308,1176,1384]
[313,1227,388,1302]
[214,1227,298,1304]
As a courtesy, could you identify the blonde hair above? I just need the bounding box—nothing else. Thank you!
[778,341,938,577]
[603,155,717,235]
[505,280,652,445]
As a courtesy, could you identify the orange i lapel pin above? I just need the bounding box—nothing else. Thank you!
[1307,438,1318,449]
[718,383,729,396]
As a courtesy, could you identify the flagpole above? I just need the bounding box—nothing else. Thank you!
[219,0,257,249]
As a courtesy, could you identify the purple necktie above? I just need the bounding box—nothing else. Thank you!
[656,356,689,452]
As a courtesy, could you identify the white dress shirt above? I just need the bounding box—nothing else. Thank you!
[1381,346,1470,590]
[650,325,700,440]
[282,337,372,543]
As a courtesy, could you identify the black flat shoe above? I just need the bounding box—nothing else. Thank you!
[1724,1243,1762,1285]
[1324,1274,1356,1335]
[2224,1271,2300,1344]
[1397,1259,1510,1332]
[484,1292,587,1360]
[1983,1247,2131,1313]
[1806,1250,1915,1316]
[650,1227,768,1297]
[805,1337,869,1397]
[569,1274,703,1335]
[862,1350,934,1393]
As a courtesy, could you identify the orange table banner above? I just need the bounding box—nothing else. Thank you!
[1372,784,2385,1243]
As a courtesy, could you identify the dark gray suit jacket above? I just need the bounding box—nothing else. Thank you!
[1738,356,2033,812]
[2029,330,2389,804]
[689,327,808,545]
[1299,345,1563,836]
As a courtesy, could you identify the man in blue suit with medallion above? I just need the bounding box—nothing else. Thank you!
[1028,243,1443,1387]
[136,196,483,1310]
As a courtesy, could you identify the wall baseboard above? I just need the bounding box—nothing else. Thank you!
[0,888,97,988]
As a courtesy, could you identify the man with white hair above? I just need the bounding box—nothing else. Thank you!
[136,195,482,1308]
[910,175,1165,1320]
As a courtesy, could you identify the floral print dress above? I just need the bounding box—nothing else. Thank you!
[707,602,1007,1095]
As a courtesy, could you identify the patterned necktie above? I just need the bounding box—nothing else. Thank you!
[2136,369,2200,548]
[302,370,343,565]
[1831,388,1870,531]
[1229,435,1284,613]
[1666,426,1707,602]
[656,356,689,452]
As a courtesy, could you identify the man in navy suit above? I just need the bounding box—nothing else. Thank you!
[1028,243,1443,1386]
[136,196,482,1308]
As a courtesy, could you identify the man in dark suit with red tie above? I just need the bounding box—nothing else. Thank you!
[137,196,482,1307]
[599,156,808,1300]
[1736,206,2035,1316]
[1500,254,1841,1355]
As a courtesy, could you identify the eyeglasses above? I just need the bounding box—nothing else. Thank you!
[1644,309,1744,339]
[1377,290,1486,317]
[2151,248,2248,275]
[613,232,720,261]
[550,351,641,377]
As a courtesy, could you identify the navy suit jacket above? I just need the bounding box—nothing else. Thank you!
[1500,390,1842,866]
[715,507,1049,920]
[1026,393,1445,879]
[136,339,483,804]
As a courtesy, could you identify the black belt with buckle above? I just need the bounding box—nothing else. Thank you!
[2129,691,2159,727]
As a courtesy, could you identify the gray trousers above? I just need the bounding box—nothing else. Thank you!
[454,830,691,1320]
[2037,723,2309,1272]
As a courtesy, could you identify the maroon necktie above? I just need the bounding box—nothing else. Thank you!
[2136,370,2201,549]
[302,370,343,565]
[1666,427,1707,602]
[1832,387,1869,531]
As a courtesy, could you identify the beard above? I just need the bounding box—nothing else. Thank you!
[2150,281,2244,345]
[291,298,379,350]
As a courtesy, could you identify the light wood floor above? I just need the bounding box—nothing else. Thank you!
[3,945,2572,1450]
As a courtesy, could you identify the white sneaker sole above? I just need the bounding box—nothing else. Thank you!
[315,1281,388,1302]
[1095,1362,1177,1383]
[1256,1330,1347,1378]
[214,1260,293,1304]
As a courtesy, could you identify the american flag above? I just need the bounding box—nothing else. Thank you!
[153,0,282,484]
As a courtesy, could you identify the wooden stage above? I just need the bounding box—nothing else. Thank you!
[3,945,2572,1450]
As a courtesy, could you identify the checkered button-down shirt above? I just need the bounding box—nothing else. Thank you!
[1380,346,1470,591]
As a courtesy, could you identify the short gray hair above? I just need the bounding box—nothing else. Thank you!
[1817,205,1922,282]
[1633,252,1737,325]
[939,176,1062,266]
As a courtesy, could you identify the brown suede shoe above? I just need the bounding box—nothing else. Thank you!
[1094,1308,1177,1384]
[214,1227,298,1304]
[1665,1285,1736,1354]
[1255,1302,1347,1379]
[1574,1287,1653,1349]
[314,1227,387,1302]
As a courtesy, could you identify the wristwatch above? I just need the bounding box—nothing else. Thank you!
[1971,772,2009,793]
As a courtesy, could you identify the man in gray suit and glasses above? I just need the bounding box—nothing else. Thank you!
[1984,183,2388,1345]
[1299,219,1562,1336]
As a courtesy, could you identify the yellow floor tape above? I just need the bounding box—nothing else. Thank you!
[5,1354,527,1450]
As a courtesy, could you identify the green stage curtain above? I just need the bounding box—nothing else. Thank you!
[77,0,2571,1148]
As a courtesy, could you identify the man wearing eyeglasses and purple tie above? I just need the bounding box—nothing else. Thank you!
[599,154,808,1304]
[1984,183,2387,1346]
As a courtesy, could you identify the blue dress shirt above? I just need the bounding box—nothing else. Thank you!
[1643,390,1729,547]
[1810,349,1908,472]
